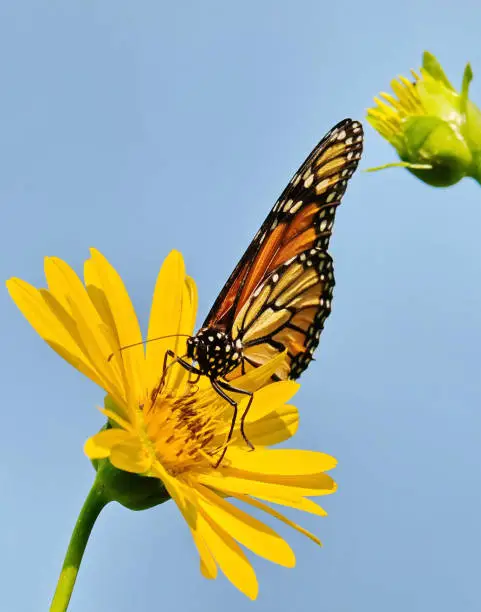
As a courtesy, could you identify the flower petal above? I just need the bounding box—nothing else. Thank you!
[199,469,336,499]
[227,448,337,476]
[234,493,322,547]
[230,351,291,393]
[194,483,295,567]
[214,403,299,449]
[190,527,218,580]
[87,249,144,406]
[197,510,258,600]
[169,275,199,392]
[84,428,133,459]
[109,439,152,473]
[6,279,102,383]
[145,250,187,394]
[64,291,127,409]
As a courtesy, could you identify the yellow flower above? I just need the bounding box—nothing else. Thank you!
[367,51,481,186]
[7,249,337,599]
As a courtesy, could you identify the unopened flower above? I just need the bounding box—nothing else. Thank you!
[367,51,481,186]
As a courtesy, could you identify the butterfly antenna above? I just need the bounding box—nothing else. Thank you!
[107,333,192,362]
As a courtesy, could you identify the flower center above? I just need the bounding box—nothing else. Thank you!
[143,386,224,475]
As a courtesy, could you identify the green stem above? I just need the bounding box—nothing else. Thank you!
[364,161,433,173]
[50,475,109,612]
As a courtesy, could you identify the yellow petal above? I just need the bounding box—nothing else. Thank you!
[64,292,127,406]
[214,403,299,449]
[190,527,218,580]
[88,249,144,406]
[197,511,258,600]
[199,470,334,501]
[195,483,295,567]
[109,439,152,473]
[233,493,322,547]
[151,462,199,526]
[99,405,134,431]
[84,428,133,459]
[271,496,327,517]
[145,250,187,394]
[7,279,96,371]
[230,351,290,393]
[169,275,199,392]
[227,448,337,475]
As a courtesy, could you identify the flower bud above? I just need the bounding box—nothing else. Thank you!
[367,51,481,187]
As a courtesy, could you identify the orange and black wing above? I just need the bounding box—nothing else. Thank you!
[226,247,335,381]
[203,118,363,332]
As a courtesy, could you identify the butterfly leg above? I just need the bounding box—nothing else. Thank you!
[216,380,255,452]
[187,369,201,393]
[210,378,240,467]
[150,349,176,407]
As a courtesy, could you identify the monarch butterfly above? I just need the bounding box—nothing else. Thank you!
[161,118,363,462]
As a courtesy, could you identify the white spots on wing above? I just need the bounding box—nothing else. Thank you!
[304,174,314,188]
[208,335,214,342]
[236,339,243,349]
[319,219,328,232]
[337,129,347,140]
[289,199,303,214]
[283,199,294,212]
[225,344,231,352]
[253,285,262,297]
[300,253,307,262]
[326,192,337,203]
[316,178,329,193]
[272,273,279,283]
[345,137,353,145]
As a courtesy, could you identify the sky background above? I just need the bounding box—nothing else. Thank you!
[1,2,481,611]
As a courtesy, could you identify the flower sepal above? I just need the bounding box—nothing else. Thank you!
[92,427,171,511]
[400,115,473,187]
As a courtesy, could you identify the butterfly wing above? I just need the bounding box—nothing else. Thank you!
[203,118,363,331]
[225,247,335,382]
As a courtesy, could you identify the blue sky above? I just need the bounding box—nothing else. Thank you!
[1,2,481,611]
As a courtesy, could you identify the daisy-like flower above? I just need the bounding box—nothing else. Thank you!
[7,249,336,601]
[367,51,481,187]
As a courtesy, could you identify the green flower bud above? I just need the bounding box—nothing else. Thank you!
[367,51,481,187]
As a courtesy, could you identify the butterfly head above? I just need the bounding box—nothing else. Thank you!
[186,327,242,379]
